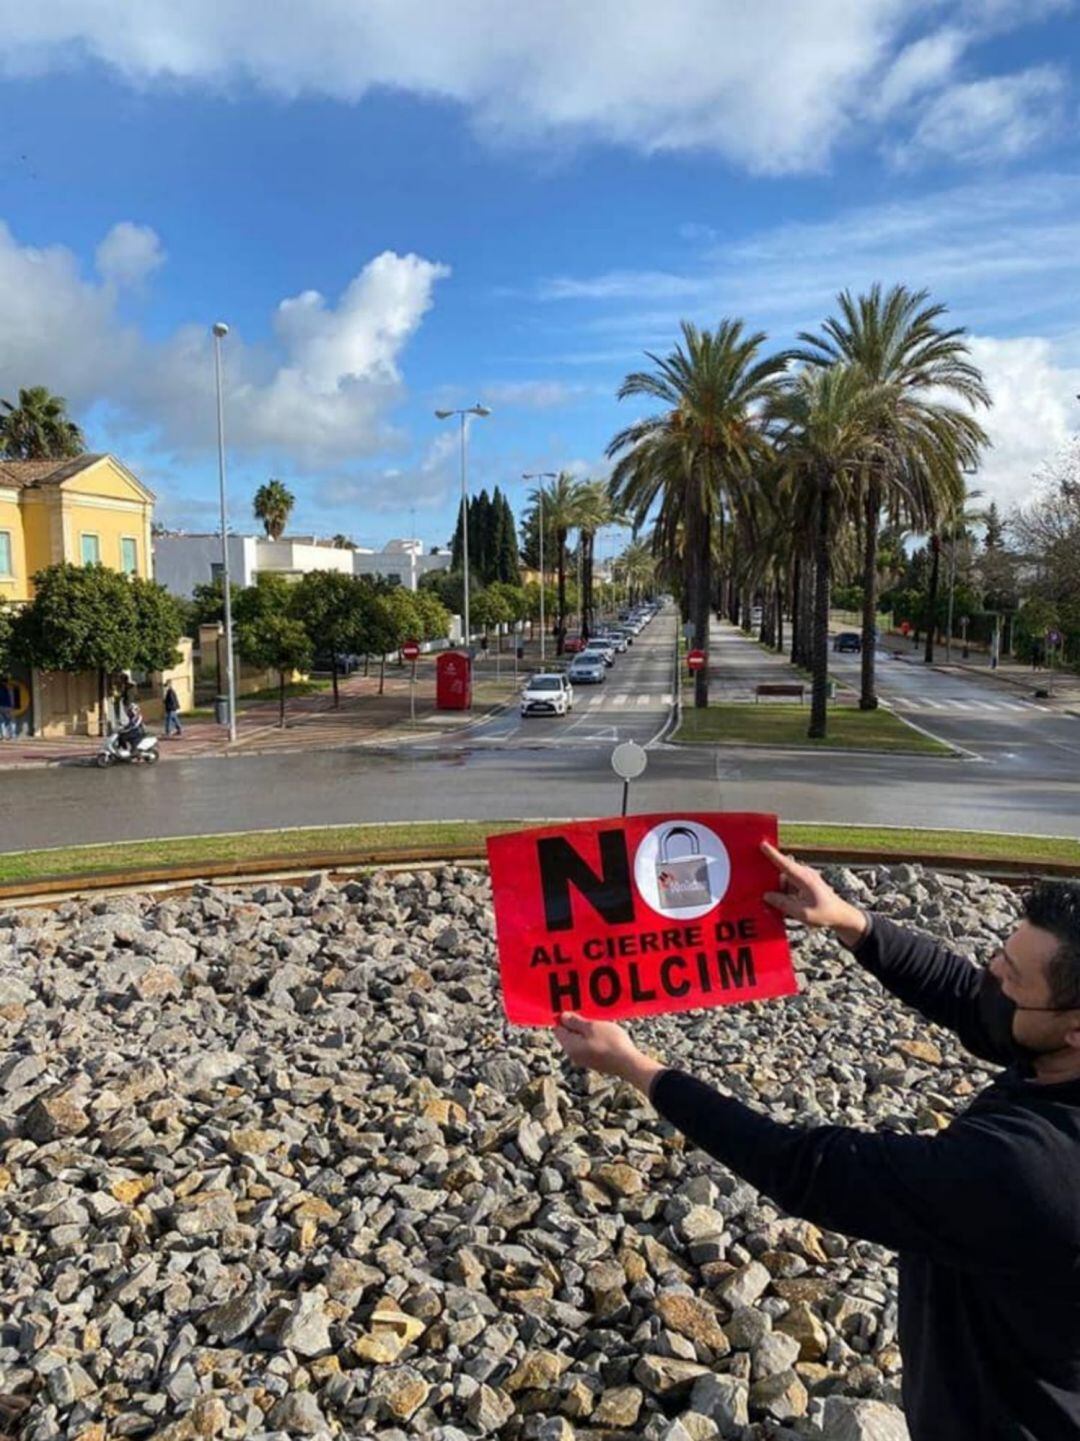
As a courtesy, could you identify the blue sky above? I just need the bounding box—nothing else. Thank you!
[1,1,1079,554]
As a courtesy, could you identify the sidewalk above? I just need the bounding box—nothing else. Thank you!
[700,617,826,701]
[0,643,539,770]
[885,631,1080,709]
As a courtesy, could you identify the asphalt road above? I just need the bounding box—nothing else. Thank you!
[7,609,1080,851]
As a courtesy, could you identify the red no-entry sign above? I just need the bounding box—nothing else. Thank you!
[687,649,706,671]
[402,640,421,662]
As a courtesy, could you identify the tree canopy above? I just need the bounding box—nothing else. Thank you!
[253,479,296,540]
[0,386,85,460]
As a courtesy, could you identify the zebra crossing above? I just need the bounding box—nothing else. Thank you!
[584,691,674,709]
[887,696,1048,716]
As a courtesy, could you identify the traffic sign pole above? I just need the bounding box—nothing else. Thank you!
[402,641,421,725]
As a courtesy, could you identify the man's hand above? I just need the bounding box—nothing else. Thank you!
[554,1013,665,1096]
[761,841,869,946]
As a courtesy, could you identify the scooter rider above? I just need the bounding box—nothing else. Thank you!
[115,702,145,758]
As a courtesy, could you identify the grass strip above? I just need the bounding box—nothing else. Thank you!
[782,824,1080,867]
[0,822,522,885]
[0,819,1077,889]
[674,702,951,755]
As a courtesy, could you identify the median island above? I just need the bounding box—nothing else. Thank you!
[674,702,952,755]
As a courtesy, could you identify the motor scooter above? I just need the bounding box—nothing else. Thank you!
[96,732,160,767]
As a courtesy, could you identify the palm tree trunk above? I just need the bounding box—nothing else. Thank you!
[808,477,832,739]
[582,534,593,641]
[687,497,711,709]
[790,555,801,663]
[924,536,941,664]
[556,530,567,656]
[859,474,881,710]
[775,577,784,654]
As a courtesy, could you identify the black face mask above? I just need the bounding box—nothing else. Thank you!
[976,969,1066,1066]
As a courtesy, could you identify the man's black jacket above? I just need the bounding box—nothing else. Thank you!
[651,914,1080,1441]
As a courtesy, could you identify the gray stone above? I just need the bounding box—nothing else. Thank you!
[269,1390,330,1435]
[278,1288,332,1358]
[822,1397,910,1440]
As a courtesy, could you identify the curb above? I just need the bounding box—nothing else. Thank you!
[2,836,1077,906]
[0,697,519,773]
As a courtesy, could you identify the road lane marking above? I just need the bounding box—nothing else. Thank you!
[612,693,629,707]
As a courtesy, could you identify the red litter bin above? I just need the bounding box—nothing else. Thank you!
[436,650,472,710]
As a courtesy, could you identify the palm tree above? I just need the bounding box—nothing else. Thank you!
[926,480,988,661]
[770,364,885,738]
[574,480,620,640]
[608,321,791,708]
[529,472,582,655]
[615,539,657,604]
[0,386,85,460]
[796,285,990,708]
[253,479,296,540]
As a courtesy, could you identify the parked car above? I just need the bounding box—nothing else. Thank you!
[520,673,575,716]
[594,630,629,653]
[833,631,861,653]
[582,641,616,667]
[314,653,363,677]
[562,635,586,654]
[568,655,606,685]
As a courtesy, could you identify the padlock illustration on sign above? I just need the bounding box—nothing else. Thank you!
[655,824,713,910]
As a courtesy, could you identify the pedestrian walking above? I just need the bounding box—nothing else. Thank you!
[0,677,14,739]
[556,845,1080,1441]
[163,682,182,738]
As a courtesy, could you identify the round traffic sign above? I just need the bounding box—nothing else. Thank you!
[687,649,706,671]
[402,640,421,662]
[611,740,648,781]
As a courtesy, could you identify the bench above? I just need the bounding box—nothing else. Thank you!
[755,682,805,702]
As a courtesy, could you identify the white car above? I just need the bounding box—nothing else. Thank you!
[521,673,575,716]
[595,630,629,652]
[582,642,615,667]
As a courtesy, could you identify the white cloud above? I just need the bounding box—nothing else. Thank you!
[871,28,966,116]
[892,65,1067,167]
[535,172,1080,345]
[0,218,449,474]
[967,334,1080,510]
[482,379,588,409]
[95,221,165,288]
[0,0,1054,175]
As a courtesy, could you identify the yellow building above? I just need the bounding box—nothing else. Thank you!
[0,454,192,737]
[0,453,154,602]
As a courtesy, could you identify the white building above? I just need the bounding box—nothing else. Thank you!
[351,538,451,590]
[155,533,359,596]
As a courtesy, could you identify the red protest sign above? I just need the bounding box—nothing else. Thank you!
[487,813,795,1027]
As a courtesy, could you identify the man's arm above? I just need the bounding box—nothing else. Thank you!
[649,1068,1053,1267]
[555,1019,1048,1266]
[761,843,1009,1064]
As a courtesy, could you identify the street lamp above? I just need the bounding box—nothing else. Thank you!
[212,322,237,743]
[523,471,557,662]
[435,404,491,652]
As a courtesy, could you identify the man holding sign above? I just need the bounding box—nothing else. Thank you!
[556,846,1080,1441]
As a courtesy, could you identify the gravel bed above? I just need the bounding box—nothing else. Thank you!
[0,863,1022,1440]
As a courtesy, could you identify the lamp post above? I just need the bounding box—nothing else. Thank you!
[435,404,491,653]
[523,471,557,663]
[212,322,237,743]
